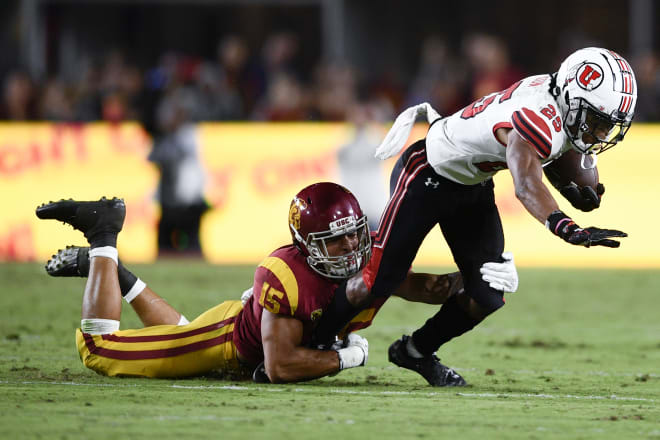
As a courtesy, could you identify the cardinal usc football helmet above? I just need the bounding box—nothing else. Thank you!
[289,182,371,279]
[554,47,637,154]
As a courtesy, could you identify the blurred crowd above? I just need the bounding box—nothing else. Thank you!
[2,32,660,128]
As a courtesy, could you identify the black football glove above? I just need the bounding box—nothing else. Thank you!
[559,183,605,212]
[546,210,627,248]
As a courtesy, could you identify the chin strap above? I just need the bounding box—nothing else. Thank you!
[580,152,597,169]
[374,102,440,160]
[549,72,561,98]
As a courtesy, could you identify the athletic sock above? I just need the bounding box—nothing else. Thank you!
[123,278,146,304]
[118,264,139,297]
[411,294,481,356]
[311,282,362,347]
[89,233,118,249]
[88,246,118,265]
[119,263,146,304]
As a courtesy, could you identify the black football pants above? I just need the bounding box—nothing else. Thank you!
[366,139,506,312]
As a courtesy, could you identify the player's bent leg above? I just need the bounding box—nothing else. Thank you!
[130,287,186,327]
[76,300,249,378]
[441,183,507,316]
[406,181,505,366]
[367,140,443,298]
[45,245,185,326]
[82,254,122,321]
[312,141,436,346]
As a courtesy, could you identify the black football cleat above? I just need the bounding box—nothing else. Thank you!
[46,246,90,277]
[35,197,126,242]
[388,335,467,387]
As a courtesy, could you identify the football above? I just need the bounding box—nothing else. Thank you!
[543,149,599,190]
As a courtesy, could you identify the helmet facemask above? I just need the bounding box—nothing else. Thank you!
[563,96,632,155]
[302,215,371,280]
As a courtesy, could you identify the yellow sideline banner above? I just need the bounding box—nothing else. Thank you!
[1,122,659,268]
[0,122,159,262]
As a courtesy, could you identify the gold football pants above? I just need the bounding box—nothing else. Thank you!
[75,300,250,378]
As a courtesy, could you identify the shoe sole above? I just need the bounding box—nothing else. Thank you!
[46,246,89,277]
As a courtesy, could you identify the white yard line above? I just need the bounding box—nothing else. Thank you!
[1,380,656,403]
[379,365,658,378]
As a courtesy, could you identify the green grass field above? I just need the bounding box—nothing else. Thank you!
[1,261,658,439]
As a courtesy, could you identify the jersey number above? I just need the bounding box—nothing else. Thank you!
[460,80,522,119]
[259,282,284,314]
[540,104,562,132]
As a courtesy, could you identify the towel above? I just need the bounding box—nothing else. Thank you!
[374,102,441,160]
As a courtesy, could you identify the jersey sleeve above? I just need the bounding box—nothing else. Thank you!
[511,107,554,159]
[253,256,300,317]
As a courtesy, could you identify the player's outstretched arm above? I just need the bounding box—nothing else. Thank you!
[261,311,367,383]
[506,130,560,223]
[393,252,519,303]
[395,268,519,302]
[393,272,462,304]
[507,131,626,248]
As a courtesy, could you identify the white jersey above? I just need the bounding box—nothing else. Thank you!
[426,74,573,185]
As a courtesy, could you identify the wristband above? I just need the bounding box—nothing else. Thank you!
[336,346,366,370]
[545,210,576,238]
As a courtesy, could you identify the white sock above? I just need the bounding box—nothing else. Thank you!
[406,336,424,358]
[177,315,190,326]
[89,246,118,265]
[124,278,146,303]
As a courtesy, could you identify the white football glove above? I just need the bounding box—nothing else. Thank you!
[480,251,519,293]
[336,333,369,370]
[240,287,254,305]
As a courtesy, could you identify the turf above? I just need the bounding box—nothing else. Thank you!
[1,261,659,439]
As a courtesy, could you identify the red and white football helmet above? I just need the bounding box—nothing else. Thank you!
[289,182,371,279]
[554,47,637,154]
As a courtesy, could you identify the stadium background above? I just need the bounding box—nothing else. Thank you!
[1,0,659,268]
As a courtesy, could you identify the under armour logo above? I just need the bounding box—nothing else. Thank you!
[424,177,439,188]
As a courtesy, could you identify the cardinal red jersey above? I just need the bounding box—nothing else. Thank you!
[233,245,339,365]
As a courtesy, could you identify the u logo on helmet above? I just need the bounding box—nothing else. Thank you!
[576,63,604,90]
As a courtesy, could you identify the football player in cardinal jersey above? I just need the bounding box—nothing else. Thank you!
[313,47,637,387]
[37,184,519,383]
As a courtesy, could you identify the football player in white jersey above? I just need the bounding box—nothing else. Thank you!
[312,47,637,387]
